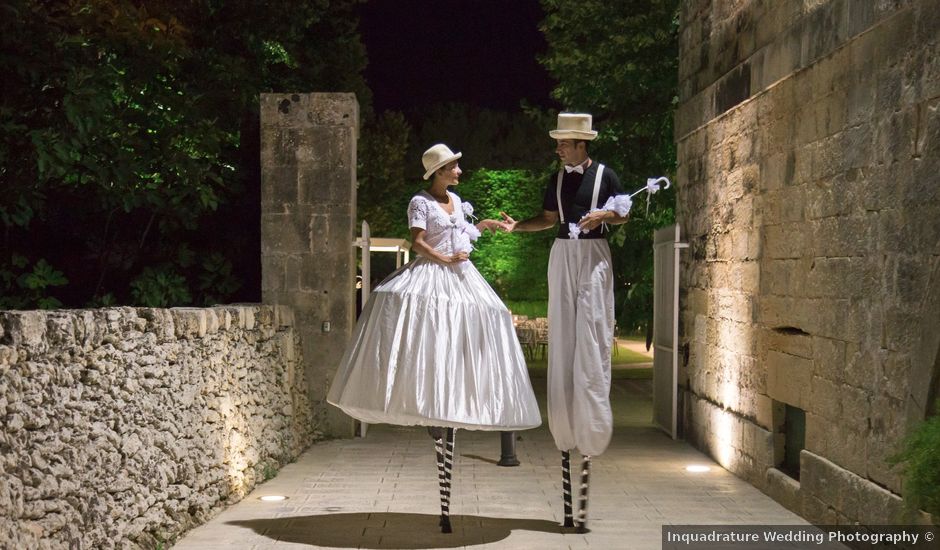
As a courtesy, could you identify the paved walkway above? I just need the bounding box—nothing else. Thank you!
[616,337,653,358]
[174,372,807,549]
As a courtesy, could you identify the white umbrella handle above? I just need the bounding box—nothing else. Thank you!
[627,176,671,215]
[629,176,671,199]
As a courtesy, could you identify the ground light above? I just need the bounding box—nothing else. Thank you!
[258,495,288,502]
[686,465,712,473]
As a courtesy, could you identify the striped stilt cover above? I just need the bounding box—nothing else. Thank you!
[434,436,447,528]
[576,455,592,533]
[440,428,456,533]
[561,451,574,528]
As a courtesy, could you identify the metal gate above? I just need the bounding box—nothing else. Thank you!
[652,224,687,439]
[351,221,411,437]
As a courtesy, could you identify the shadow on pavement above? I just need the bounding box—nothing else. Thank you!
[229,512,565,548]
[460,453,501,465]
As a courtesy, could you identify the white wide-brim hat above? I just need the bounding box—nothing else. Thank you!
[422,143,462,180]
[549,113,598,140]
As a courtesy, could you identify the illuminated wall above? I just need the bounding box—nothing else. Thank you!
[0,305,317,548]
[676,0,939,524]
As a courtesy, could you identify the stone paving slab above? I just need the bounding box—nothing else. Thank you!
[173,377,807,550]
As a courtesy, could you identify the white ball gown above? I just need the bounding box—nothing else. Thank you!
[328,190,541,431]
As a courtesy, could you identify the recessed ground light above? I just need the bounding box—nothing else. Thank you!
[686,465,712,473]
[259,495,288,502]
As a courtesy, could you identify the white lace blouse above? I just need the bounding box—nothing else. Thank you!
[407,191,481,256]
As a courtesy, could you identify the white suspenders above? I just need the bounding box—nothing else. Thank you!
[556,164,605,223]
[591,164,604,213]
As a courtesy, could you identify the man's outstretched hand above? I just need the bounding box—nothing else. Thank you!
[497,212,517,233]
[477,219,511,233]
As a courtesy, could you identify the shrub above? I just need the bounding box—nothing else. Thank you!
[890,401,940,519]
[0,255,67,309]
[130,265,191,307]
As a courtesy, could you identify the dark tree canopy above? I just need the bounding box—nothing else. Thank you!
[539,0,680,332]
[0,0,370,308]
[1,0,679,323]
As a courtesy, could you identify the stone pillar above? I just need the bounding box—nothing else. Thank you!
[260,93,358,437]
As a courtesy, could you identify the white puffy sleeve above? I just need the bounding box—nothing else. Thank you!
[407,195,429,230]
[457,199,479,240]
[601,194,633,217]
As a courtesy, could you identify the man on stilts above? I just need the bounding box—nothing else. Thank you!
[500,113,632,533]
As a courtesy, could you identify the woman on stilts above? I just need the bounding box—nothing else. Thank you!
[328,144,541,534]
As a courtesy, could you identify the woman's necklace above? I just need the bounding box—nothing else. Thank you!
[427,189,449,203]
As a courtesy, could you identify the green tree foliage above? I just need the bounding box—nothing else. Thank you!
[0,0,369,308]
[358,111,414,240]
[130,265,192,307]
[889,402,940,518]
[458,169,554,301]
[356,104,556,287]
[0,256,69,310]
[540,0,679,333]
[408,103,556,174]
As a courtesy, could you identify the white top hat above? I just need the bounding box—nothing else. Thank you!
[422,144,462,180]
[549,113,598,140]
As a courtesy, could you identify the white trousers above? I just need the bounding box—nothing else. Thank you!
[547,239,614,456]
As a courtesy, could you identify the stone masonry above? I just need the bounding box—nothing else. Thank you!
[676,0,939,524]
[0,305,317,549]
[260,93,359,438]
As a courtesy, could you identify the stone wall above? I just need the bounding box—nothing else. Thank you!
[0,305,317,549]
[676,0,939,524]
[260,92,359,437]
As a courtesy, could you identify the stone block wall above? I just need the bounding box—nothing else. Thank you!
[260,93,359,437]
[0,305,317,549]
[676,0,939,524]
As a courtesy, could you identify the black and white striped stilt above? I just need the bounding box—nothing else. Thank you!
[434,435,447,529]
[439,427,457,533]
[576,455,591,533]
[561,451,574,528]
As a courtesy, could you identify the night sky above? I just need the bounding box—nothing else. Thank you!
[356,0,556,113]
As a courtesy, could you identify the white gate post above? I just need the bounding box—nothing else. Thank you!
[360,221,371,305]
[351,220,371,437]
[653,224,688,439]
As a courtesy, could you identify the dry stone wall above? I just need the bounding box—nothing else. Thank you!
[676,0,939,524]
[0,305,317,549]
